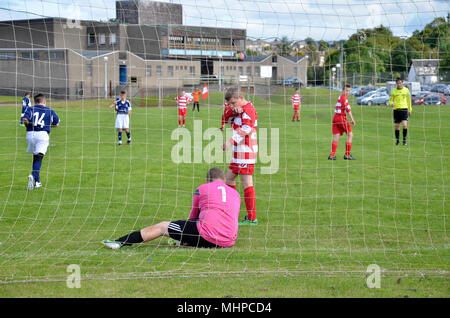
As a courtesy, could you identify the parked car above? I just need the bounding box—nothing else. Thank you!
[360,92,390,106]
[351,86,363,96]
[412,91,431,104]
[413,91,446,105]
[431,84,448,94]
[280,77,303,87]
[424,94,443,105]
[375,87,387,94]
[444,85,450,95]
[359,86,377,96]
[357,91,377,104]
[421,85,432,92]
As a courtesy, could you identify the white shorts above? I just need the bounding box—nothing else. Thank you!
[115,114,130,129]
[26,131,49,155]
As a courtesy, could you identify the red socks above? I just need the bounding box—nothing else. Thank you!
[292,113,296,121]
[178,119,181,126]
[345,142,352,156]
[183,117,186,125]
[330,141,338,157]
[244,186,256,221]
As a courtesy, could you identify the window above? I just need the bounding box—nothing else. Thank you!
[46,52,64,60]
[99,34,106,45]
[184,66,187,70]
[246,66,252,75]
[119,51,127,60]
[21,52,39,60]
[87,65,93,77]
[293,67,297,75]
[0,52,15,60]
[176,66,178,71]
[156,65,162,77]
[189,66,195,76]
[168,66,174,76]
[146,65,152,77]
[130,76,137,84]
[238,66,243,75]
[254,66,260,77]
[220,66,224,75]
[88,33,96,46]
[110,33,117,45]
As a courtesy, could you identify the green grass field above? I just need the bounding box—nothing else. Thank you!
[0,89,449,297]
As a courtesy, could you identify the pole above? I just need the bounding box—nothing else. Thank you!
[339,44,343,89]
[104,56,108,99]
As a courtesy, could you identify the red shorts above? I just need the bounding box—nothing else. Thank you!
[229,162,254,175]
[178,108,187,116]
[293,104,299,111]
[332,116,351,135]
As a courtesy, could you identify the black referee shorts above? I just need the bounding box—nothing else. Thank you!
[393,109,408,123]
[167,220,219,248]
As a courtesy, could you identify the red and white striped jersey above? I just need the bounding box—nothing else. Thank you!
[291,93,301,106]
[222,102,235,127]
[175,95,190,109]
[334,94,351,116]
[230,102,258,164]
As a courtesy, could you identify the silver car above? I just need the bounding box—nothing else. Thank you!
[361,92,390,106]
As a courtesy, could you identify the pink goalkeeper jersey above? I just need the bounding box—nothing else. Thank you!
[189,180,241,247]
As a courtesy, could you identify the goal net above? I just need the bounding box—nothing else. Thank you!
[0,0,448,292]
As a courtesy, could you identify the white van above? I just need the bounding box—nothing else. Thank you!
[386,81,421,96]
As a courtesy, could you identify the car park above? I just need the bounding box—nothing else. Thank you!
[360,92,390,106]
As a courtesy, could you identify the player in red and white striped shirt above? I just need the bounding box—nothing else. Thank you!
[220,102,234,131]
[175,91,191,127]
[329,84,356,160]
[291,88,301,122]
[222,87,258,225]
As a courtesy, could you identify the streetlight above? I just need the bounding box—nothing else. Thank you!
[218,53,223,92]
[332,67,336,90]
[104,56,108,99]
[336,63,341,90]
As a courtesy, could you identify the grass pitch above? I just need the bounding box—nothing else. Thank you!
[0,89,449,297]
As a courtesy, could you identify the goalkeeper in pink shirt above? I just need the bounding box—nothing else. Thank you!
[102,167,241,249]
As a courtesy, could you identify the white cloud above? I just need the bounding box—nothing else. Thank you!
[0,0,448,40]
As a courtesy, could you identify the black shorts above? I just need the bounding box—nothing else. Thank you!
[167,220,219,248]
[393,109,408,123]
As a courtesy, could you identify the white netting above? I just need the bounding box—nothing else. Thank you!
[0,0,448,291]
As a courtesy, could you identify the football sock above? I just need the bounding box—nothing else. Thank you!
[395,129,400,143]
[345,142,352,156]
[178,119,181,126]
[116,230,144,246]
[330,140,338,157]
[126,132,131,141]
[227,184,236,190]
[403,128,407,141]
[292,113,296,121]
[118,131,122,142]
[244,186,256,221]
[183,118,186,125]
[32,153,43,183]
[297,113,300,120]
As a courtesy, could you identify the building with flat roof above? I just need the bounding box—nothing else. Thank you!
[0,0,307,99]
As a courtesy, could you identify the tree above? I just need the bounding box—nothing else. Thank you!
[391,42,420,72]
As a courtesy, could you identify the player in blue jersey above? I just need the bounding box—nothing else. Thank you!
[109,91,132,146]
[22,94,60,190]
[20,92,31,126]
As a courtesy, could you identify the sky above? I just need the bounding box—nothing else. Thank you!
[0,0,448,41]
